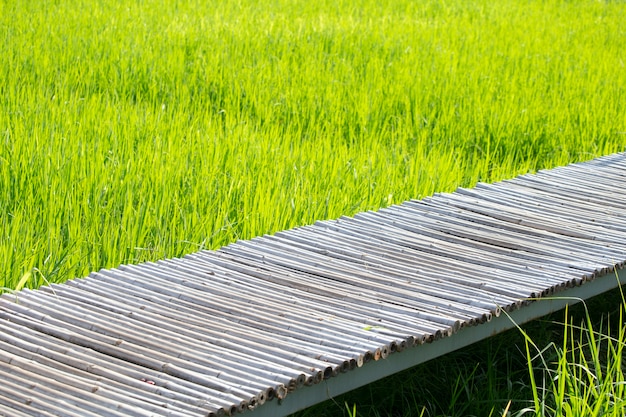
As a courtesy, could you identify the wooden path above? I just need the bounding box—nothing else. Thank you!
[1,153,625,417]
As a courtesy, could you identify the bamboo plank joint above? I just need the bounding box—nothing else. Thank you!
[1,152,625,417]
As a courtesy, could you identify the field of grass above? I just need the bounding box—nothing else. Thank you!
[1,0,626,415]
[2,0,625,291]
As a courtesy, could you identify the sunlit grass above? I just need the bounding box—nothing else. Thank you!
[1,0,625,289]
[518,295,626,416]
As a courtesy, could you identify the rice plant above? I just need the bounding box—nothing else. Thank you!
[515,293,626,416]
[2,0,625,289]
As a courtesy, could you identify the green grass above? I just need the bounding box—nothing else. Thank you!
[519,295,626,417]
[1,0,625,289]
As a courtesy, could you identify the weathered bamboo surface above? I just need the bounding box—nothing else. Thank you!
[1,152,625,417]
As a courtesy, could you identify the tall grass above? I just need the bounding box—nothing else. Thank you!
[519,299,626,416]
[1,0,625,289]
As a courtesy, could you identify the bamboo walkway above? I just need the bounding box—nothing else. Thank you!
[1,153,625,417]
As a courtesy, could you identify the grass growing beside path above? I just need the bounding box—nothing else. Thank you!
[294,286,626,417]
[1,0,625,289]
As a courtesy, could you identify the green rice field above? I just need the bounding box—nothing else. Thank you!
[2,0,624,291]
[1,0,626,415]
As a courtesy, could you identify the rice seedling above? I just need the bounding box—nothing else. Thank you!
[514,291,626,416]
[1,0,625,290]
